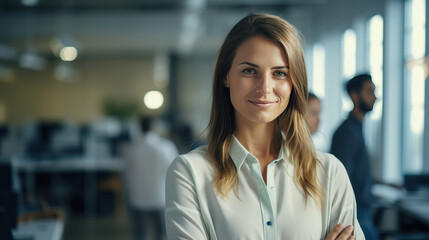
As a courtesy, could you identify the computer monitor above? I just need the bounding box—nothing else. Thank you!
[0,192,18,230]
[0,162,18,229]
[0,162,12,192]
[0,208,14,240]
[403,173,429,192]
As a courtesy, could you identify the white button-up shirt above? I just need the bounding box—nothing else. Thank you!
[122,131,178,209]
[165,136,364,239]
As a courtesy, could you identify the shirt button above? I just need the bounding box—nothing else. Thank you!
[267,221,272,226]
[270,186,275,191]
[274,160,279,164]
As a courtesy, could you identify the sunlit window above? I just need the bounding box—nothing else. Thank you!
[312,43,325,98]
[368,15,384,120]
[343,29,356,79]
[342,29,356,113]
[363,15,384,175]
[404,0,426,173]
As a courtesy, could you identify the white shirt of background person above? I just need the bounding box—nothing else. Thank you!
[122,130,178,210]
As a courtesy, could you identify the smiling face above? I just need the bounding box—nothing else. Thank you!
[225,35,293,126]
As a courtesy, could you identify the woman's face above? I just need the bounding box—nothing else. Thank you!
[307,98,321,134]
[225,35,293,126]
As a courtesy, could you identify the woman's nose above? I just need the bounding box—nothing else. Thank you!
[256,73,272,94]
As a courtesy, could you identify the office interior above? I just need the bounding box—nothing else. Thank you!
[0,0,429,239]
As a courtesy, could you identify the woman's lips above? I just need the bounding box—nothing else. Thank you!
[248,100,276,108]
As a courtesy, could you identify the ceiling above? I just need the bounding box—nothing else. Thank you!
[0,0,326,71]
[0,0,324,10]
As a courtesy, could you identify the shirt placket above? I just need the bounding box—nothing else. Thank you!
[248,157,277,240]
[266,160,278,221]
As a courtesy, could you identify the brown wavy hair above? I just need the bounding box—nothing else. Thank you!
[207,13,322,203]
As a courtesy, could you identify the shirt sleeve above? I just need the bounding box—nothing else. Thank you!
[328,158,366,240]
[165,156,209,240]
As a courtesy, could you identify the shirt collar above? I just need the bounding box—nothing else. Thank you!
[230,135,287,170]
[230,136,249,170]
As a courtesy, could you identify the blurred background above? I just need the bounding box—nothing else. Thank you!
[0,0,429,239]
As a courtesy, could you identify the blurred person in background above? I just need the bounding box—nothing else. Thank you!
[331,74,378,240]
[165,13,363,239]
[121,116,178,240]
[307,92,321,135]
[307,92,328,152]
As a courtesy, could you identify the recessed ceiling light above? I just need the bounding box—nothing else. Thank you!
[21,0,39,7]
[59,47,78,61]
[143,91,164,110]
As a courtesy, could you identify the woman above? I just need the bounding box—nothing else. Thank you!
[165,13,364,239]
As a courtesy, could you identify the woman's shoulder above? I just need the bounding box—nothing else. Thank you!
[315,151,347,177]
[168,145,214,175]
[180,145,210,164]
[315,152,353,193]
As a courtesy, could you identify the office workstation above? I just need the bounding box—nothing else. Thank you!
[1,0,429,239]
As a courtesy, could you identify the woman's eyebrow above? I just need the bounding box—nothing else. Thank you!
[272,66,289,70]
[239,62,289,70]
[239,62,289,69]
[239,62,259,68]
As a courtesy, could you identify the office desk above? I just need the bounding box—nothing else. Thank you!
[12,219,63,240]
[11,156,123,172]
[12,156,123,216]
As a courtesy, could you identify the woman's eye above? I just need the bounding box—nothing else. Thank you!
[242,68,255,74]
[273,71,287,77]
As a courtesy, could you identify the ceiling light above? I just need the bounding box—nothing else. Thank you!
[59,47,78,61]
[21,0,39,7]
[143,91,164,110]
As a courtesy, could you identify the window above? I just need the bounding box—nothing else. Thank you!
[364,15,384,176]
[343,29,356,79]
[312,43,325,98]
[368,15,384,120]
[404,0,426,173]
[342,29,356,113]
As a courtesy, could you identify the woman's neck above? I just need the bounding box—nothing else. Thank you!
[234,121,280,159]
